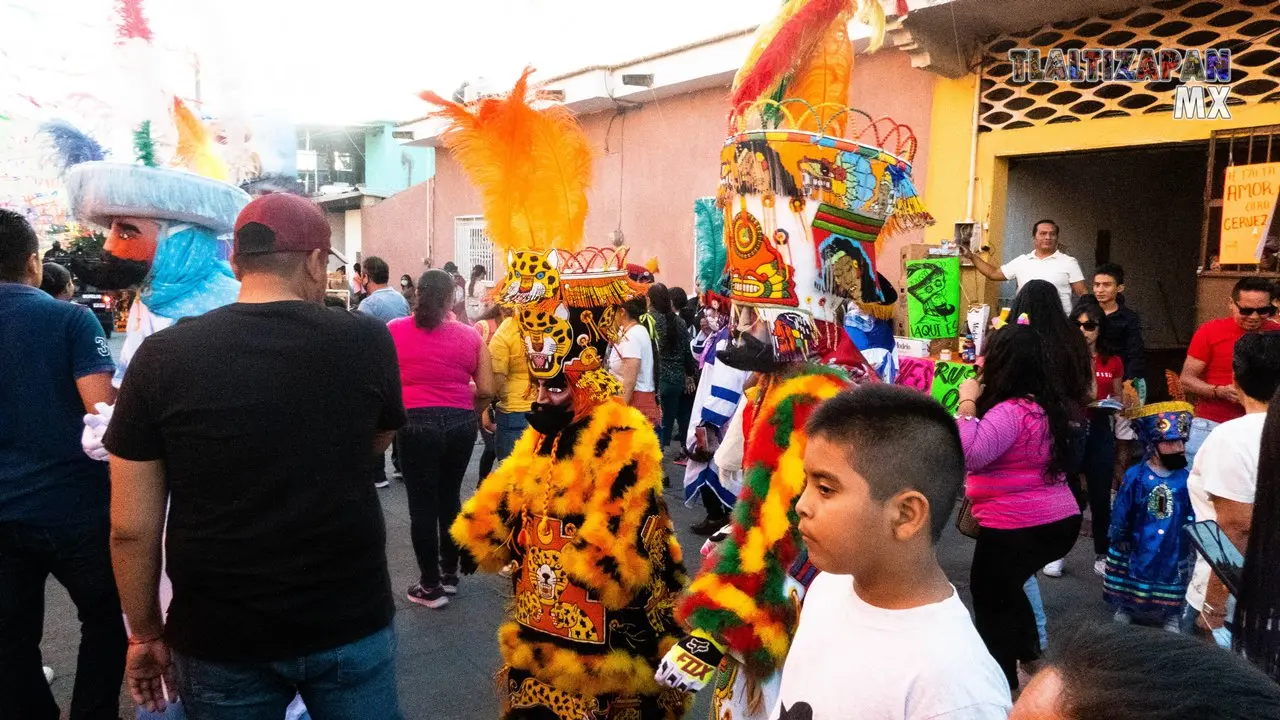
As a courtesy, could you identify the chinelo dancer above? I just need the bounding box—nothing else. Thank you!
[72,98,249,459]
[654,1,936,717]
[429,70,692,720]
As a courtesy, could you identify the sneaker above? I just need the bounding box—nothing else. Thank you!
[374,479,391,489]
[43,666,54,685]
[392,470,403,480]
[407,583,449,609]
[1094,557,1107,577]
[1042,559,1065,578]
[441,574,459,595]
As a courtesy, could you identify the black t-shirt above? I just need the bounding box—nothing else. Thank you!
[104,301,406,662]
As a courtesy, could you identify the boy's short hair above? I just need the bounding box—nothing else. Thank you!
[1094,262,1125,285]
[1234,332,1280,402]
[805,384,966,542]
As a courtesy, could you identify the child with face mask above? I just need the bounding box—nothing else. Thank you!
[1104,402,1197,632]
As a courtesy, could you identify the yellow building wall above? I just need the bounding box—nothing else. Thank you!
[925,78,1280,306]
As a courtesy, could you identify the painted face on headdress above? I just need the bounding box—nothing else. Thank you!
[502,250,561,305]
[517,305,574,378]
[505,247,635,414]
[717,131,913,371]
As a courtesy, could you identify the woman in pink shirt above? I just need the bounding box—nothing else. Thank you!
[956,323,1082,689]
[388,270,494,609]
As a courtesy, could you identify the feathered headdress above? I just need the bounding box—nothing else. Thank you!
[420,68,593,255]
[731,0,885,118]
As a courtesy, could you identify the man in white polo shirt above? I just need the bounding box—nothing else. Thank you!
[963,219,1086,313]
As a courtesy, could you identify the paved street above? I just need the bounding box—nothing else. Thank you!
[38,334,1111,718]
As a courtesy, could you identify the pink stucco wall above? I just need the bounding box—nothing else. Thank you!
[362,181,434,283]
[424,48,935,289]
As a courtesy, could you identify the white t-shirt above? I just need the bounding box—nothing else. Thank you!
[608,323,656,393]
[1186,412,1267,610]
[1000,250,1084,314]
[771,573,1011,720]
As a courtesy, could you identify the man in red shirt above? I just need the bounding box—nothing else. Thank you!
[1180,276,1279,460]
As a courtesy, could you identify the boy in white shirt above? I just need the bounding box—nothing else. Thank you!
[775,384,1011,720]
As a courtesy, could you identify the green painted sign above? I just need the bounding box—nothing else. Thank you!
[905,257,961,339]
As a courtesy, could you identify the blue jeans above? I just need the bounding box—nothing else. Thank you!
[1186,417,1219,468]
[172,626,402,720]
[495,409,529,464]
[1023,576,1048,651]
[658,383,684,449]
[0,518,126,720]
[1083,412,1117,556]
[398,407,478,587]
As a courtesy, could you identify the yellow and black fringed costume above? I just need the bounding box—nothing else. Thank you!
[424,69,692,720]
[453,402,689,719]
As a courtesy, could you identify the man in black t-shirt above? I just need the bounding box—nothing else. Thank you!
[104,193,407,718]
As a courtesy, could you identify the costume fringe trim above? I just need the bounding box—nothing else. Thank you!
[498,623,681,697]
[676,368,848,675]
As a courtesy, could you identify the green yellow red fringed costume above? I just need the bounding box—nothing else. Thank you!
[675,367,848,675]
[428,70,692,720]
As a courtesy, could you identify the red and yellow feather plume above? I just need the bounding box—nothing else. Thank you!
[170,97,228,181]
[731,0,887,118]
[788,8,853,134]
[421,68,593,255]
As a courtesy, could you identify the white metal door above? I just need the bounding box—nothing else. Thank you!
[453,216,495,279]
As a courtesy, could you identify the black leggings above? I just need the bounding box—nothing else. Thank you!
[970,515,1082,689]
[397,407,478,587]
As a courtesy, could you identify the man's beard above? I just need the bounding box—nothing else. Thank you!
[68,253,151,290]
[526,401,575,436]
[717,331,783,373]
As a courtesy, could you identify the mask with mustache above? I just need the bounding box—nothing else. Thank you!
[69,253,151,290]
[526,401,575,436]
[717,330,783,373]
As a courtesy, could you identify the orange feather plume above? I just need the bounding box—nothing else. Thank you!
[170,97,228,181]
[788,9,852,134]
[421,68,593,255]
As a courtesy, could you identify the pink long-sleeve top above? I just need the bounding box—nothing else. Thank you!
[958,398,1080,530]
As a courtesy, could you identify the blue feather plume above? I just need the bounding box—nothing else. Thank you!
[40,120,105,175]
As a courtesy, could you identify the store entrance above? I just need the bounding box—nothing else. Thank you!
[1002,143,1208,400]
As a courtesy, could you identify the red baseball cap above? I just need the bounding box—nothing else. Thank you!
[233,193,331,256]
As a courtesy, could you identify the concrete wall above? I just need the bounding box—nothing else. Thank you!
[427,48,935,290]
[1004,146,1206,349]
[365,123,434,197]
[362,180,434,283]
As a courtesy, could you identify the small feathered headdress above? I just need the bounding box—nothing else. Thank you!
[420,68,593,255]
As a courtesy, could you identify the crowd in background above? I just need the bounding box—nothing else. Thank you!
[9,199,1280,719]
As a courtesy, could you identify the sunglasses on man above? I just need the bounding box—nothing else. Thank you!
[1235,302,1278,317]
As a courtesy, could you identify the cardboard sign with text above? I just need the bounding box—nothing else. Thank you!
[1221,162,1280,265]
[905,257,961,339]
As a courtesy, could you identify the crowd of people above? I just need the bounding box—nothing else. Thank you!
[8,187,1280,719]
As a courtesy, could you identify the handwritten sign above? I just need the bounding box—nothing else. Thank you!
[931,361,977,415]
[1221,162,1280,265]
[896,355,936,392]
[905,258,960,339]
[895,356,976,415]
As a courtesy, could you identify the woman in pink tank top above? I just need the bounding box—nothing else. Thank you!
[387,270,495,609]
[956,323,1082,689]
